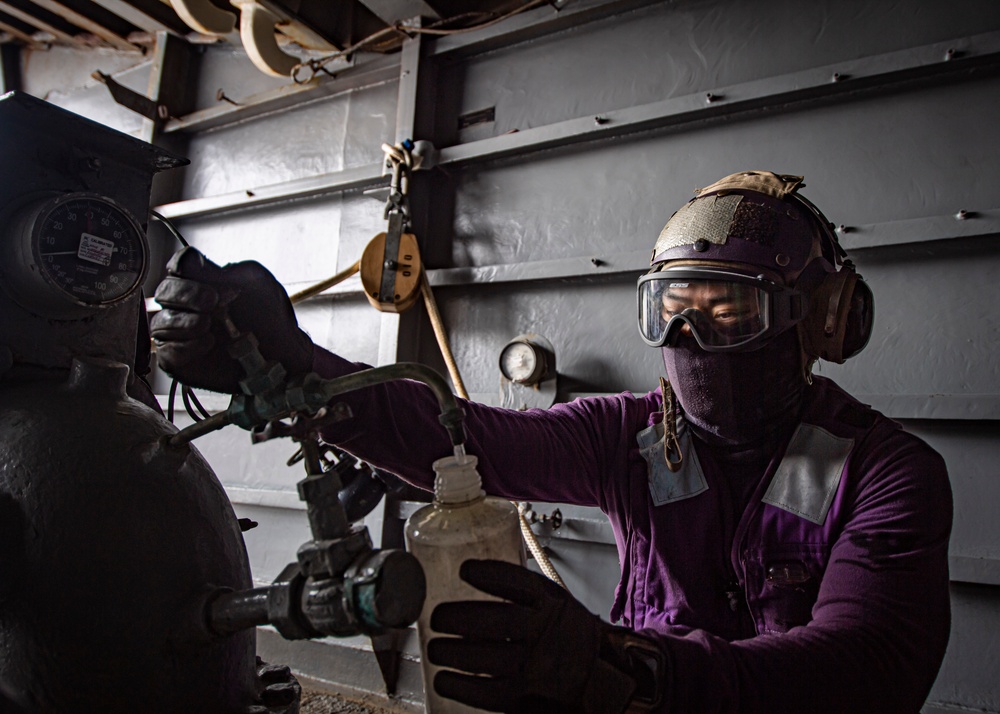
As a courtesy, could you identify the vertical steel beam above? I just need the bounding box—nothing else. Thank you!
[369,26,431,690]
[0,41,23,92]
[142,30,196,290]
[393,20,422,146]
[378,19,426,369]
[141,30,195,143]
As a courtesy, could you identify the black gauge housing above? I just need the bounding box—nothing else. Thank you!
[2,192,148,318]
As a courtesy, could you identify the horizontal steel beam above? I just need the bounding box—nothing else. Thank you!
[429,0,665,60]
[154,161,386,220]
[25,0,140,51]
[89,0,176,34]
[223,482,1000,588]
[265,207,999,299]
[223,485,306,511]
[837,209,1000,251]
[160,52,401,134]
[863,393,1000,422]
[0,0,86,47]
[0,17,47,48]
[158,0,664,133]
[949,555,1000,587]
[434,30,1000,169]
[157,30,1000,220]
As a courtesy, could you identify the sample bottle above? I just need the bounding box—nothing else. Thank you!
[405,453,524,713]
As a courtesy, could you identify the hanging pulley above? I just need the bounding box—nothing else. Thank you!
[359,221,422,313]
[360,140,423,313]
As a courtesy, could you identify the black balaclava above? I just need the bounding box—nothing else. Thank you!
[647,173,832,451]
[661,327,805,450]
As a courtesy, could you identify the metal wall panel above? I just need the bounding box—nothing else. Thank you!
[821,237,1000,398]
[445,0,1000,144]
[168,193,390,282]
[929,583,1000,712]
[447,77,1000,270]
[21,45,152,136]
[410,278,663,395]
[904,422,1000,563]
[14,0,1000,710]
[178,80,398,199]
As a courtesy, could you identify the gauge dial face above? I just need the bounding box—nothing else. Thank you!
[499,341,541,384]
[31,193,147,307]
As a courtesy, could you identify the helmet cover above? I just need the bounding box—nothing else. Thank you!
[650,171,836,289]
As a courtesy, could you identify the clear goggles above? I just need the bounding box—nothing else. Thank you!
[637,266,804,351]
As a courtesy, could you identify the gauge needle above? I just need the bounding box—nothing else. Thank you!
[39,251,78,256]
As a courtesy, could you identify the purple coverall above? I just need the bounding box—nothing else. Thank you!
[314,348,952,713]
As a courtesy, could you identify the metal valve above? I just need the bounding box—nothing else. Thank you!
[520,503,563,530]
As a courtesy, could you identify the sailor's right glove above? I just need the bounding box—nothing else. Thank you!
[150,247,314,394]
[428,559,667,713]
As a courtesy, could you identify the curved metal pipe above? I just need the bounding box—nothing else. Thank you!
[315,363,465,447]
[168,362,465,447]
[208,588,270,637]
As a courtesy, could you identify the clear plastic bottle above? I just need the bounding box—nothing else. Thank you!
[404,453,524,713]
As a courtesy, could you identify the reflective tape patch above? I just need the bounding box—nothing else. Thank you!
[637,421,709,506]
[653,194,742,257]
[761,423,855,525]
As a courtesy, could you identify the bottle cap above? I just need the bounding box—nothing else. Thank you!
[432,454,484,504]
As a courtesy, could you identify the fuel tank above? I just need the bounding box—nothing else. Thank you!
[0,357,260,713]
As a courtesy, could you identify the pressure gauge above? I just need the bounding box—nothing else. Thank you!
[2,192,148,317]
[499,335,554,386]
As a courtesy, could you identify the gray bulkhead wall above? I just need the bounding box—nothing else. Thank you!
[13,0,1000,711]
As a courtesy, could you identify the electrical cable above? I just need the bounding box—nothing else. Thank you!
[150,210,189,248]
[181,384,203,422]
[185,385,213,421]
[293,0,550,84]
[167,377,179,423]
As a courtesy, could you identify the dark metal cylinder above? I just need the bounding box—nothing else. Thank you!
[0,358,259,713]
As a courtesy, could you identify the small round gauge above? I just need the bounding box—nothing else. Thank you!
[3,192,148,317]
[499,338,549,385]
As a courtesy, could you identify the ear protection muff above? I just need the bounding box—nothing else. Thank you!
[782,192,875,364]
[799,259,874,363]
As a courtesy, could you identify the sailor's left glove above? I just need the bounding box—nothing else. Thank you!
[428,559,667,713]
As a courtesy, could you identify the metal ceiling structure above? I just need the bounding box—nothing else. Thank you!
[0,0,536,59]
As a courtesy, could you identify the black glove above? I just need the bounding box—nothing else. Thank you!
[150,247,314,394]
[428,559,666,714]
